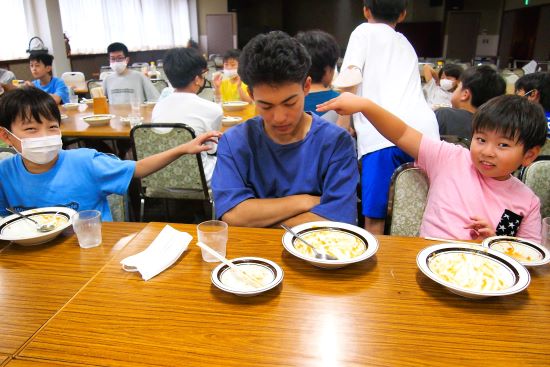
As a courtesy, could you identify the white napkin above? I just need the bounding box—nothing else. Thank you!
[332,66,363,88]
[522,60,537,75]
[120,225,191,281]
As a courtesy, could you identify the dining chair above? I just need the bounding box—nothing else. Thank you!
[384,162,429,237]
[107,194,130,222]
[151,79,169,95]
[0,146,16,161]
[86,79,103,98]
[440,135,471,149]
[130,123,212,222]
[520,159,550,218]
[537,139,550,160]
[61,72,85,89]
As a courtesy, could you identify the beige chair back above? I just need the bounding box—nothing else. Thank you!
[521,159,550,218]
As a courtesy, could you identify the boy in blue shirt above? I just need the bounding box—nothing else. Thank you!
[211,31,359,228]
[0,87,221,221]
[25,53,69,105]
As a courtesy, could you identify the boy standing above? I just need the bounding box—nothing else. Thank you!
[152,47,223,185]
[436,65,505,138]
[102,42,159,105]
[212,31,359,228]
[0,87,220,221]
[26,53,69,105]
[339,0,439,234]
[212,49,252,103]
[318,93,546,242]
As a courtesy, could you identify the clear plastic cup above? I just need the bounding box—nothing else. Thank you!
[197,220,228,262]
[542,217,550,250]
[72,210,102,248]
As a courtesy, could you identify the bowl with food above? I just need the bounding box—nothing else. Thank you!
[417,243,530,298]
[0,206,76,246]
[482,236,550,267]
[222,101,248,112]
[221,116,243,127]
[281,221,379,269]
[82,114,115,126]
[63,103,80,111]
[211,257,284,296]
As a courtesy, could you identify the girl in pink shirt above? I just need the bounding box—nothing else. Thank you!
[318,94,547,242]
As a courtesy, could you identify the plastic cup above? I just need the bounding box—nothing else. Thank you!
[542,217,550,249]
[72,210,102,248]
[197,220,228,262]
[93,96,109,114]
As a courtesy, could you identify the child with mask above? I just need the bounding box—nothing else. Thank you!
[423,63,462,109]
[102,42,159,105]
[0,87,221,220]
[152,47,223,186]
[212,49,252,103]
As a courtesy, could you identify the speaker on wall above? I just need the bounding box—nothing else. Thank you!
[446,0,464,11]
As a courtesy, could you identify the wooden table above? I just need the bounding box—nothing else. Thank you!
[13,223,550,366]
[0,222,145,356]
[60,103,257,139]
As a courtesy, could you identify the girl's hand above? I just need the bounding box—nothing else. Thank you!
[464,216,496,240]
[316,92,367,116]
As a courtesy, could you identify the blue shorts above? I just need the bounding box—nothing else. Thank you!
[361,146,413,219]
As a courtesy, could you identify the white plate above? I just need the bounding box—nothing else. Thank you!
[0,207,76,246]
[417,243,530,299]
[120,116,144,125]
[63,103,79,110]
[60,114,68,120]
[221,116,243,126]
[281,221,379,269]
[211,257,284,297]
[82,114,115,126]
[482,236,550,267]
[222,101,248,111]
[81,98,93,105]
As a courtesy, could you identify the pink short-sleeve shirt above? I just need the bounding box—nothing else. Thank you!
[416,136,541,242]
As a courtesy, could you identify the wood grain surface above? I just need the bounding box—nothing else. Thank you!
[60,103,257,138]
[0,222,145,355]
[16,222,550,367]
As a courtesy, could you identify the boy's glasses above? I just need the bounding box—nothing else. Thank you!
[109,57,127,62]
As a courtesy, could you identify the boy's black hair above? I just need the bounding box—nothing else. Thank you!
[363,0,408,23]
[460,65,506,108]
[163,47,206,89]
[538,72,550,111]
[107,42,129,57]
[187,39,199,50]
[296,30,340,84]
[439,63,462,80]
[473,94,547,151]
[514,72,544,94]
[223,49,241,63]
[0,87,61,130]
[29,52,54,67]
[238,31,311,90]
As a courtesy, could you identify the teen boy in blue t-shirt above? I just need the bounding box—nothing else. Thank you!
[212,31,359,228]
[26,53,69,105]
[0,87,221,221]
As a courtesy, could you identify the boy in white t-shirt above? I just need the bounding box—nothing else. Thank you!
[339,0,439,234]
[318,93,547,242]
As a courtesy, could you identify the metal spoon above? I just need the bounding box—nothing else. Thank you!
[280,224,338,261]
[6,208,56,232]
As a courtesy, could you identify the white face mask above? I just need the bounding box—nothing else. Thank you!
[440,78,454,91]
[223,69,238,78]
[9,132,62,165]
[110,61,127,74]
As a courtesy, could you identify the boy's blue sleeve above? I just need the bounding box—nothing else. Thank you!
[211,135,256,219]
[55,79,70,104]
[0,180,8,217]
[311,132,359,225]
[90,152,136,196]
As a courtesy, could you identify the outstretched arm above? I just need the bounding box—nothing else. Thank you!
[423,64,438,84]
[134,131,222,178]
[316,92,422,159]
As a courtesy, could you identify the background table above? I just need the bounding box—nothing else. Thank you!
[0,222,145,355]
[13,223,550,366]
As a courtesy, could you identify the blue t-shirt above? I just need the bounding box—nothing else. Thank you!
[212,113,359,224]
[0,149,135,221]
[33,77,69,104]
[546,111,550,138]
[304,89,340,114]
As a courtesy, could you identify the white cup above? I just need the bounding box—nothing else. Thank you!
[197,220,228,262]
[70,94,79,104]
[72,210,102,248]
[542,217,550,249]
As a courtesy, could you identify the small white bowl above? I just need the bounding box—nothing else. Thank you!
[211,257,284,297]
[281,221,379,269]
[63,103,80,110]
[81,98,94,105]
[82,114,115,126]
[222,101,248,112]
[221,116,243,127]
[482,236,550,267]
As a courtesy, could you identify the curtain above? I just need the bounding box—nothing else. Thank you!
[0,0,31,60]
[59,0,191,55]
